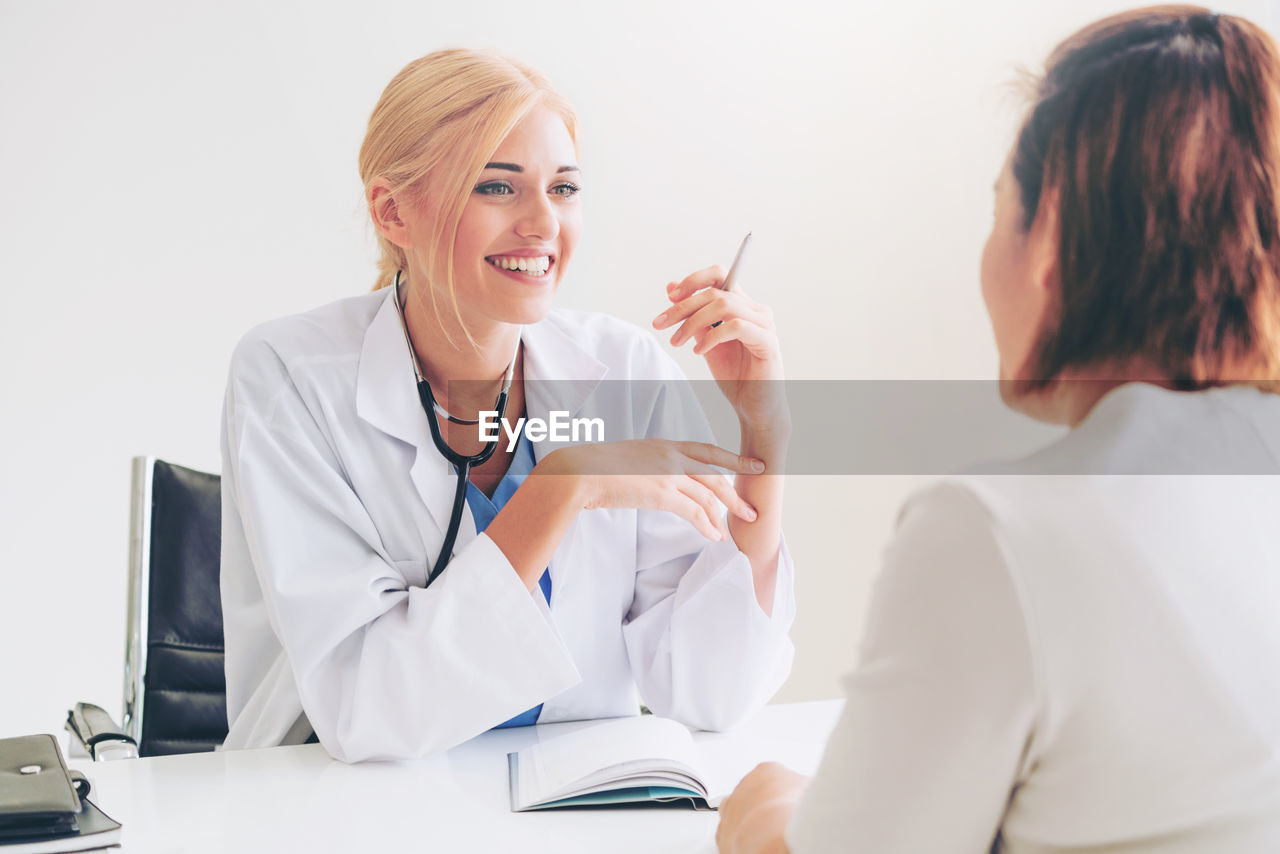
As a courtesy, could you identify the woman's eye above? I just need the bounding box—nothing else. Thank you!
[551,182,581,198]
[475,182,514,196]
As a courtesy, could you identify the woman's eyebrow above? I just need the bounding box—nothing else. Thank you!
[482,162,581,173]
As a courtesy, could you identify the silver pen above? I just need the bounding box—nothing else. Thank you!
[712,231,752,327]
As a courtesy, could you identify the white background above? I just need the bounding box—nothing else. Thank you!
[1,0,1275,739]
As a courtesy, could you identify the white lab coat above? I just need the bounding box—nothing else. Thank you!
[219,287,795,762]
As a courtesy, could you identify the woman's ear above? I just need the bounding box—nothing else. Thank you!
[1028,186,1061,296]
[368,178,415,249]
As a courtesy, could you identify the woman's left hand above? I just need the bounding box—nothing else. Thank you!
[715,762,808,854]
[653,265,788,432]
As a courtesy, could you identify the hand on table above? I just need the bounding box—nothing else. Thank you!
[716,761,808,854]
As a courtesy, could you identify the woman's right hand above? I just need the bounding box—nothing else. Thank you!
[538,439,764,543]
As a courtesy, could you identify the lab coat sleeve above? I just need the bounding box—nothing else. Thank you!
[785,482,1037,854]
[619,348,796,732]
[221,339,581,762]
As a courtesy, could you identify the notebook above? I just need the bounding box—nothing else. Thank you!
[0,798,121,854]
[508,716,723,811]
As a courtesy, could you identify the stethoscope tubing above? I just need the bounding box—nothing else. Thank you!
[395,271,516,587]
[417,378,510,586]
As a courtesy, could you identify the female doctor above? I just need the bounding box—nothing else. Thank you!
[218,49,795,762]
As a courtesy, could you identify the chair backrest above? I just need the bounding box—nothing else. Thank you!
[122,457,227,757]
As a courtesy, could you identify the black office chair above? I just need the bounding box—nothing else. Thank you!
[68,457,227,759]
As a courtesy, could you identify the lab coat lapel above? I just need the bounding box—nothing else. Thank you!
[354,290,477,550]
[519,317,609,613]
[519,318,610,465]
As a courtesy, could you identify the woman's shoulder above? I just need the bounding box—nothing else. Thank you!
[932,384,1280,593]
[231,290,386,369]
[976,383,1280,476]
[225,289,387,408]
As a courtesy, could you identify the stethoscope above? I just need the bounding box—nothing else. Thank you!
[393,270,519,587]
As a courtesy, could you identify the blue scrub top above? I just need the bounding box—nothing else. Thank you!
[461,433,552,729]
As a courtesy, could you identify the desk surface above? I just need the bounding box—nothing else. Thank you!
[72,700,843,854]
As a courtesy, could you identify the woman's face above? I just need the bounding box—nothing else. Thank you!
[979,157,1054,386]
[418,106,582,330]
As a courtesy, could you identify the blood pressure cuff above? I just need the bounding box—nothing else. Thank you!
[0,734,90,840]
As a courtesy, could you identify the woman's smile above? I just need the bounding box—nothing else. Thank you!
[485,251,555,280]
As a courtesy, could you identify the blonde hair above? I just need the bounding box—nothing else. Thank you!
[358,49,577,338]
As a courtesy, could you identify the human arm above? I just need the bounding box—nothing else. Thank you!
[653,265,791,613]
[458,300,796,732]
[483,439,765,591]
[478,418,794,733]
[616,319,795,732]
[718,482,1037,853]
[480,309,796,732]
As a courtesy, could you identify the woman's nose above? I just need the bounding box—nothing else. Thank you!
[515,192,559,241]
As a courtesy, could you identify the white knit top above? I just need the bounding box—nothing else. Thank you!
[788,383,1280,854]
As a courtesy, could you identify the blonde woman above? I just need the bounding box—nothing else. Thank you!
[218,50,794,762]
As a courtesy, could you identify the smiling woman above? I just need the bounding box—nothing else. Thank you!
[217,48,797,762]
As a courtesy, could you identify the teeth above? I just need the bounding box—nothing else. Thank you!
[487,255,551,276]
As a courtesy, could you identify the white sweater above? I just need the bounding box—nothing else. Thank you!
[788,383,1280,853]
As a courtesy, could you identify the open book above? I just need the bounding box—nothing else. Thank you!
[508,716,723,811]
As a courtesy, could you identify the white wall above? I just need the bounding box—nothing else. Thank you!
[1,0,1274,739]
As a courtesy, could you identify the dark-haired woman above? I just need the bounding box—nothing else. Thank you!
[717,7,1280,853]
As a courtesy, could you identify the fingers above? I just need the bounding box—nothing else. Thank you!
[568,440,764,542]
[678,480,729,540]
[677,441,766,474]
[716,763,770,854]
[646,476,745,542]
[675,299,770,349]
[666,264,728,303]
[694,316,779,359]
[652,287,716,332]
[652,285,768,337]
[689,471,757,522]
[715,790,737,852]
[655,441,761,538]
[668,488,724,541]
[653,287,777,363]
[668,296,730,341]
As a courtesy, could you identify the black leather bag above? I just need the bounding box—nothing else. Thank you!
[0,734,90,841]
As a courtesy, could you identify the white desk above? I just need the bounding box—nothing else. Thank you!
[71,700,843,853]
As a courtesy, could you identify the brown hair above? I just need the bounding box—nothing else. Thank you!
[1012,5,1280,390]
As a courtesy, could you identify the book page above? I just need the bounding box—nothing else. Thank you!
[520,716,704,802]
